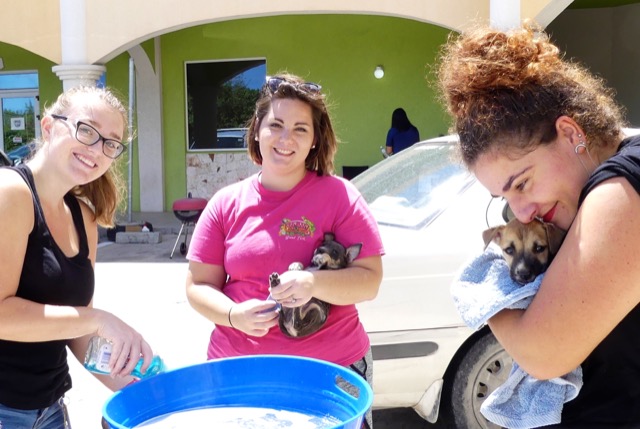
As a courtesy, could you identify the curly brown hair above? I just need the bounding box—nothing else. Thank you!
[246,73,338,176]
[43,86,128,228]
[437,23,626,167]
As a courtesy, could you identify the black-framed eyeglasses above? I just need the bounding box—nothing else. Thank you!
[51,114,126,159]
[266,76,322,94]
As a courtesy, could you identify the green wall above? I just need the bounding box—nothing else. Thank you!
[160,15,452,208]
[2,14,453,212]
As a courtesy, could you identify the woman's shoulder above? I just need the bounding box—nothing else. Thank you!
[208,174,258,209]
[307,173,363,198]
[0,168,34,228]
[311,172,353,186]
[0,167,31,198]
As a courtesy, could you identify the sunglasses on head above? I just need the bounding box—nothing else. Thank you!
[266,76,322,94]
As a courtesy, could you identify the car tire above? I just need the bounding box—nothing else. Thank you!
[440,330,513,429]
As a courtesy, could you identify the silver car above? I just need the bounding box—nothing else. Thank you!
[353,135,512,428]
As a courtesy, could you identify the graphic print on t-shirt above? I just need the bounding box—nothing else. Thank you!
[279,216,316,240]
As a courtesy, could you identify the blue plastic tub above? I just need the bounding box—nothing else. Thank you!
[102,354,372,428]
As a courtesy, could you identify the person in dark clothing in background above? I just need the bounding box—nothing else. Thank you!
[385,108,420,156]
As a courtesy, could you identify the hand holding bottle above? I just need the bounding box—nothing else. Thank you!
[84,337,166,379]
[92,311,155,378]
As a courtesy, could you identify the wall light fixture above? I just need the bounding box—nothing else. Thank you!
[374,65,384,79]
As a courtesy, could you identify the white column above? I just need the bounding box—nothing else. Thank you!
[52,0,104,89]
[490,0,521,30]
[52,64,106,90]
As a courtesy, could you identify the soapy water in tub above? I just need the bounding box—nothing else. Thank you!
[133,406,342,428]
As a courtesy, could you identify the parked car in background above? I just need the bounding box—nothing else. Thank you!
[353,135,511,429]
[216,128,247,149]
[6,142,36,165]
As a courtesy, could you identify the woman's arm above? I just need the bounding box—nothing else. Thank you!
[0,174,104,342]
[186,261,279,336]
[488,177,640,379]
[185,261,232,326]
[0,175,152,378]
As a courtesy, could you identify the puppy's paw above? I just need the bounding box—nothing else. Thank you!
[269,272,280,288]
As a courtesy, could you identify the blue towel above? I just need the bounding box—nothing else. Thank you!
[451,245,582,429]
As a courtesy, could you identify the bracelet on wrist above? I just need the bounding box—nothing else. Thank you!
[228,305,235,328]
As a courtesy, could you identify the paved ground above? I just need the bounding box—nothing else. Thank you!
[65,212,439,428]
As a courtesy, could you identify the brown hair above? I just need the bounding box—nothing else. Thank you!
[43,86,128,228]
[437,23,626,167]
[246,73,338,176]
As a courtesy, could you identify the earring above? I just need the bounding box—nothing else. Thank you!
[575,142,587,154]
[312,145,316,149]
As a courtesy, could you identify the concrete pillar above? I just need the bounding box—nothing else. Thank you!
[52,0,104,89]
[52,64,106,90]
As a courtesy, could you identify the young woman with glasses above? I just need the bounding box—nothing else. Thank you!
[0,86,156,429]
[186,73,384,428]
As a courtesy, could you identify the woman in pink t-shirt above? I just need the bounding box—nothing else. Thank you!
[186,73,384,429]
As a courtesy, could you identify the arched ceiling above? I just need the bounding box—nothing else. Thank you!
[0,0,565,64]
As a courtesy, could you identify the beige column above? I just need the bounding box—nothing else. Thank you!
[51,64,106,90]
[52,0,105,89]
[490,0,521,30]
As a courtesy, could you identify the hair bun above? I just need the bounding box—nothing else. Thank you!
[439,24,562,117]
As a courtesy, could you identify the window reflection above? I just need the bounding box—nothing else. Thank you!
[185,60,265,151]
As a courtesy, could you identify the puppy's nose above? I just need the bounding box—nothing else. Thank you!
[513,266,536,285]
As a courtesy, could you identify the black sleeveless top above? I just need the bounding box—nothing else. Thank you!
[553,134,640,427]
[0,164,94,410]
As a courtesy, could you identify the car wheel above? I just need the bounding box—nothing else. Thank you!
[441,330,513,429]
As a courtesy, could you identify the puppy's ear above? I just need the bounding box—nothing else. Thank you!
[482,226,503,248]
[544,224,567,255]
[324,232,336,243]
[345,243,362,264]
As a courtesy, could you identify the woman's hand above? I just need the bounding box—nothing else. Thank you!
[93,310,153,378]
[228,299,279,336]
[269,269,315,307]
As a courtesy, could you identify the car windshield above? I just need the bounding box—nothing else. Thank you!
[352,142,474,229]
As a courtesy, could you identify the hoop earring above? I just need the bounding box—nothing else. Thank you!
[574,141,597,174]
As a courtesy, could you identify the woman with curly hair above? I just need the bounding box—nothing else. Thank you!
[439,23,640,427]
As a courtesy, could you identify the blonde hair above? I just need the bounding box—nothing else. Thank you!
[43,86,128,228]
[246,73,338,176]
[437,23,626,167]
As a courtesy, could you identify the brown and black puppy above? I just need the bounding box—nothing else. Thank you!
[483,218,566,285]
[269,232,362,338]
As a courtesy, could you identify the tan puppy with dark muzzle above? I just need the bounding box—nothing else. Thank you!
[483,218,566,285]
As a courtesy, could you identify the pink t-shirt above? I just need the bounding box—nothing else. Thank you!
[187,171,384,366]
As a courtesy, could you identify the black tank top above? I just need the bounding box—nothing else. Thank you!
[555,134,640,427]
[0,164,94,410]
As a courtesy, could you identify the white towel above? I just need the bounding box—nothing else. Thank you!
[451,245,582,429]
